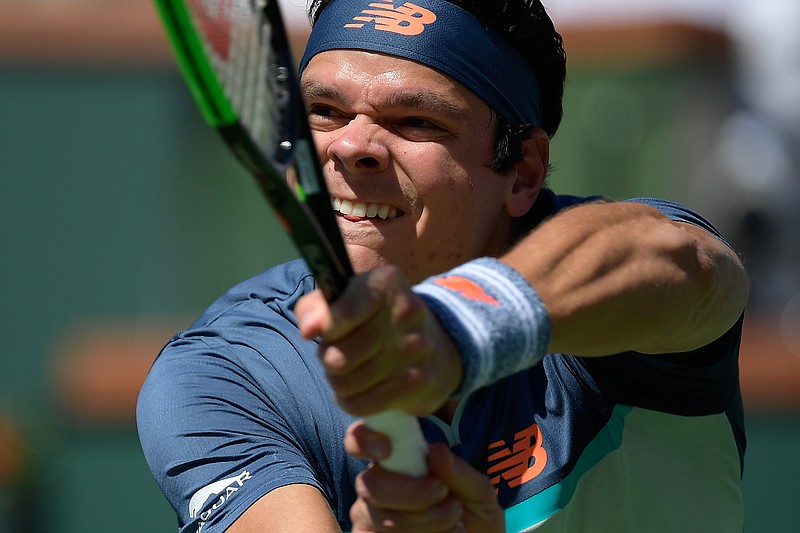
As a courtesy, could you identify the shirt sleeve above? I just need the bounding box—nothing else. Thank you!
[625,197,728,243]
[136,306,360,533]
[577,198,745,421]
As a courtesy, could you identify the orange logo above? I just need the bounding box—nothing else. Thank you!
[487,423,547,492]
[344,2,437,36]
[434,276,500,306]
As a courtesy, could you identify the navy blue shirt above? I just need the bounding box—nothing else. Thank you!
[137,195,745,532]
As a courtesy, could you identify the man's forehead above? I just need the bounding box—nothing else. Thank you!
[299,0,542,128]
[301,50,482,117]
[302,49,457,88]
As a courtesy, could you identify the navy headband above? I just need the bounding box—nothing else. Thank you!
[299,0,542,128]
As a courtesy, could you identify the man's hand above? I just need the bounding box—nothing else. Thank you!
[295,265,462,417]
[346,422,504,532]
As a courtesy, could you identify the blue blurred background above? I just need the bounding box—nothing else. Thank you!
[1,1,798,531]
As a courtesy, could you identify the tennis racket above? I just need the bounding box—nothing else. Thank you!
[153,0,427,477]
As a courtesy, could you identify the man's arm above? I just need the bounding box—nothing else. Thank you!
[296,199,748,416]
[503,200,748,356]
[227,484,341,533]
[293,199,748,533]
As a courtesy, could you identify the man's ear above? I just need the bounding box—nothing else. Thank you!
[505,128,549,218]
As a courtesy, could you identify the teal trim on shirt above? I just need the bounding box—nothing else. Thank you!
[504,404,633,532]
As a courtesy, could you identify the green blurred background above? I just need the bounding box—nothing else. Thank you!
[1,1,798,531]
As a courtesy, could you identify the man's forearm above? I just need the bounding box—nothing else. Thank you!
[502,201,748,356]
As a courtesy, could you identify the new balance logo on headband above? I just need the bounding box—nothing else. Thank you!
[344,2,437,36]
[300,0,543,128]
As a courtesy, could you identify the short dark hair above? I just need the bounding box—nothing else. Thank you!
[306,0,567,173]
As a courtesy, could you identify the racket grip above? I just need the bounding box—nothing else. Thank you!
[364,410,428,477]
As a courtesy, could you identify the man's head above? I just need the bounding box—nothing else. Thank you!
[306,0,567,171]
[299,0,565,281]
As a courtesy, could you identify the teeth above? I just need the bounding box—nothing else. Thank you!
[351,202,367,217]
[331,197,399,220]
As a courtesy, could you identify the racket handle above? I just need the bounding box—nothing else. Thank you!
[364,410,428,477]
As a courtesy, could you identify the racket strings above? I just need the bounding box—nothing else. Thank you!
[195,0,288,163]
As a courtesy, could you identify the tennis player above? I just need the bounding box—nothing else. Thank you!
[137,1,749,531]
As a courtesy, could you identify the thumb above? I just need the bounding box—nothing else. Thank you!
[295,289,331,339]
[427,443,496,503]
[428,443,504,532]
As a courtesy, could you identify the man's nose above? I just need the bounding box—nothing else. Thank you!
[326,115,390,174]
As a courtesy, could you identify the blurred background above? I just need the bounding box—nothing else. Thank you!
[1,0,798,531]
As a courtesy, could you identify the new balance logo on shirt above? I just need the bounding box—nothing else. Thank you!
[487,422,548,492]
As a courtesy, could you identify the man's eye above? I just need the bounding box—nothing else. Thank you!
[307,104,348,130]
[403,117,437,129]
[395,117,449,141]
[308,104,334,118]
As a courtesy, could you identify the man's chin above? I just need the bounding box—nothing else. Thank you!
[345,244,426,281]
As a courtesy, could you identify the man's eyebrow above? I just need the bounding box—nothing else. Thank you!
[301,79,467,121]
[301,79,345,103]
[383,91,467,121]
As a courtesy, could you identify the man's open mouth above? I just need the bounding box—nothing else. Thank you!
[331,198,402,220]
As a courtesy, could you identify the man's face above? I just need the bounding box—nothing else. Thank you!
[302,50,521,283]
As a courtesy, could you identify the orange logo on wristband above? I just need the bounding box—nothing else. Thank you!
[434,276,500,306]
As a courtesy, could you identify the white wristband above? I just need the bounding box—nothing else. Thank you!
[413,257,550,397]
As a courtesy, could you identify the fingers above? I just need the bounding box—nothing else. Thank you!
[427,444,497,506]
[350,463,463,533]
[348,442,502,532]
[350,496,464,533]
[355,464,450,512]
[295,288,331,340]
[348,430,494,503]
[296,264,461,416]
[427,444,504,533]
[346,422,503,533]
[297,266,436,412]
[297,265,410,341]
[345,420,392,461]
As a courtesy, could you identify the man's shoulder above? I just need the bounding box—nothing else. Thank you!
[147,259,317,370]
[140,258,324,411]
[190,259,315,330]
[548,192,724,239]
